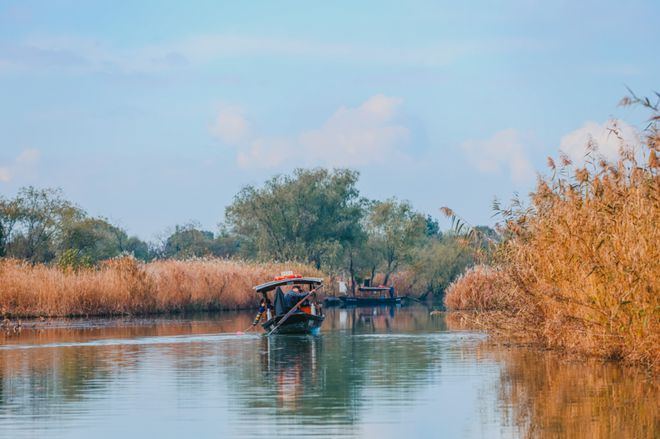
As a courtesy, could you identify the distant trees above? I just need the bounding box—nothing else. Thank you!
[366,199,427,285]
[0,187,151,265]
[161,223,238,259]
[1,169,494,297]
[225,168,485,297]
[225,168,365,269]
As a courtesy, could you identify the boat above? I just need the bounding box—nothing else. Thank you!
[323,296,343,307]
[254,274,325,335]
[338,285,402,306]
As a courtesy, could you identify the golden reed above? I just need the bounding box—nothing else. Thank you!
[0,257,324,318]
[446,119,659,372]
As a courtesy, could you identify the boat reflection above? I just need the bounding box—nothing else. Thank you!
[261,336,321,410]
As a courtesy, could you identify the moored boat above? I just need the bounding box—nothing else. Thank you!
[338,285,402,306]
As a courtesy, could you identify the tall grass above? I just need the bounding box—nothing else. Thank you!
[0,257,325,318]
[444,266,515,312]
[445,96,660,371]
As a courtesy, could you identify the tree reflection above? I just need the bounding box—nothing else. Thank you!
[224,307,446,427]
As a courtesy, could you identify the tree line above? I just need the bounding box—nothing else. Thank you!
[0,169,489,296]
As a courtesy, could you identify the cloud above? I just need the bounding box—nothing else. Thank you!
[237,137,295,169]
[461,129,535,183]
[210,105,250,144]
[220,95,411,169]
[0,33,540,75]
[298,95,410,166]
[0,167,11,182]
[16,148,40,164]
[0,148,40,182]
[559,120,640,163]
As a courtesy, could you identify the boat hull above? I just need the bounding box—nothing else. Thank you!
[261,312,325,335]
[339,296,402,306]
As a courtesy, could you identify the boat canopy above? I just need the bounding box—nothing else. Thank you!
[254,277,324,293]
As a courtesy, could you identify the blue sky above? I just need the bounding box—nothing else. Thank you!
[0,0,658,238]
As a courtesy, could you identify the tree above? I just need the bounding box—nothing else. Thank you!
[408,235,474,298]
[0,195,22,257]
[161,223,239,259]
[226,168,365,268]
[366,199,427,285]
[7,187,83,262]
[163,224,215,259]
[59,217,140,263]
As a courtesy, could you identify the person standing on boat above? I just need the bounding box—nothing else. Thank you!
[284,285,308,313]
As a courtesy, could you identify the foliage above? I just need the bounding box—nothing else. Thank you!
[0,188,152,264]
[365,199,427,284]
[226,168,365,268]
[57,248,94,271]
[445,92,660,371]
[1,171,479,299]
[162,223,238,259]
[1,187,83,262]
[407,236,475,297]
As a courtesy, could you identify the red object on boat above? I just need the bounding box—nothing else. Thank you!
[274,274,303,281]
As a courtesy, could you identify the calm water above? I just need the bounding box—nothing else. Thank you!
[0,307,657,438]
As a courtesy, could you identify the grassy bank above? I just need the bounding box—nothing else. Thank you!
[445,100,660,372]
[0,257,325,318]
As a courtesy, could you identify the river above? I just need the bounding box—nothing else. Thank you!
[0,306,656,438]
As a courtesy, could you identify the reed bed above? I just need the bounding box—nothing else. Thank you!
[0,257,325,318]
[444,266,516,311]
[445,114,660,372]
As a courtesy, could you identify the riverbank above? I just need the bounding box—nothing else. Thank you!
[0,257,325,318]
[444,113,660,373]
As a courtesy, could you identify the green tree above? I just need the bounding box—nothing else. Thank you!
[59,217,136,263]
[162,223,238,259]
[226,168,365,269]
[8,187,83,262]
[0,195,22,257]
[408,236,474,298]
[125,236,151,261]
[366,199,427,285]
[163,224,215,258]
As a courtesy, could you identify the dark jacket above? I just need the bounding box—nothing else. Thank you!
[284,290,308,311]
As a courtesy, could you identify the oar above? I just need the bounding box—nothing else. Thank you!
[237,303,269,335]
[236,324,255,335]
[267,284,324,336]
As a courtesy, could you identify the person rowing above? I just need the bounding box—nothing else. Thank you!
[284,285,309,313]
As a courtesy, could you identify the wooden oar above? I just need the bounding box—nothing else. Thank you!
[266,284,324,336]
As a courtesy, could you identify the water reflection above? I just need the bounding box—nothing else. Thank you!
[0,307,656,438]
[488,348,659,438]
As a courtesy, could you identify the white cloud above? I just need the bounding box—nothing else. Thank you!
[559,120,640,163]
[210,106,250,144]
[0,167,11,182]
[461,129,535,183]
[224,95,411,169]
[298,95,409,166]
[0,148,40,183]
[0,33,540,74]
[16,148,40,164]
[237,137,295,169]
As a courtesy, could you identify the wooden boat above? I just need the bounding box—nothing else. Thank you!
[254,275,325,335]
[338,285,402,306]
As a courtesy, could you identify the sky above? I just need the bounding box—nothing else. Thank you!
[0,0,658,239]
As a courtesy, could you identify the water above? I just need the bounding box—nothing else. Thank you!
[0,307,656,438]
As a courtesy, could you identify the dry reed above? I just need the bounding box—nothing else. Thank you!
[444,266,516,311]
[0,257,325,318]
[445,109,660,371]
